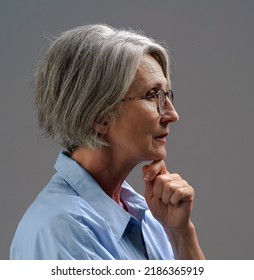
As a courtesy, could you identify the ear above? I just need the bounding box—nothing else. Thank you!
[93,115,111,135]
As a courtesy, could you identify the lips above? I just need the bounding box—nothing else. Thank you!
[154,133,169,144]
[154,133,168,139]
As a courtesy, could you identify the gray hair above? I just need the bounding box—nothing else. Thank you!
[35,24,170,152]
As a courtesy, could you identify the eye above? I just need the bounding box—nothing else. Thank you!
[145,89,157,100]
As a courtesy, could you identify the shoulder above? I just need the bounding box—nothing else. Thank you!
[10,174,106,259]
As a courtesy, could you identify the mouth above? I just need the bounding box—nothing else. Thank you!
[154,133,169,143]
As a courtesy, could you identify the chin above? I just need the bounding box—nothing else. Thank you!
[149,150,167,161]
[138,147,167,162]
[154,154,166,161]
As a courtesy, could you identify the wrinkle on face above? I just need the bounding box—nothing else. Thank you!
[126,54,169,98]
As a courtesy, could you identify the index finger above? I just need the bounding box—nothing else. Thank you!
[142,160,168,181]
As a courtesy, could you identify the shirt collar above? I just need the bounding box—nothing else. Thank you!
[121,182,148,222]
[54,151,147,241]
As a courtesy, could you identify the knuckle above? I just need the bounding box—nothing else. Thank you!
[164,182,173,192]
[154,174,167,185]
[181,180,188,186]
[171,173,181,179]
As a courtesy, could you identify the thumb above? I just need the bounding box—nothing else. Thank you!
[142,165,154,200]
[142,160,167,181]
[142,164,150,180]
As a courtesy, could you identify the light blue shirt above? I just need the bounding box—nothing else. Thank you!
[10,152,174,260]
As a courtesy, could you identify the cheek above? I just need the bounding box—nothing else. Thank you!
[111,102,160,140]
[142,101,158,115]
[129,116,158,140]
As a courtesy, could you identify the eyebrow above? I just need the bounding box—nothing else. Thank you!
[146,81,169,91]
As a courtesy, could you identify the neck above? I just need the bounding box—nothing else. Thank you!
[70,146,138,204]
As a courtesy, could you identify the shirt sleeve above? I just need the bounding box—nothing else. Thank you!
[10,214,116,260]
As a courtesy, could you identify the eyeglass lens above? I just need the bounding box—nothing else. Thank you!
[159,91,166,115]
[158,90,173,115]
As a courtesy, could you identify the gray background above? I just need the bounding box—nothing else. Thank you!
[1,0,253,260]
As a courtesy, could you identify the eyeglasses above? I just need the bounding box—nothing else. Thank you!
[121,89,174,115]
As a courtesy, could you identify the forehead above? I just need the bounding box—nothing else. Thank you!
[132,54,169,91]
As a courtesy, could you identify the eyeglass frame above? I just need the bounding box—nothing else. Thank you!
[121,89,174,115]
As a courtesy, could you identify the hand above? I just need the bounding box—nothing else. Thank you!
[143,160,205,259]
[142,160,194,232]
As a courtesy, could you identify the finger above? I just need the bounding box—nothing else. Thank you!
[142,160,167,181]
[152,174,172,200]
[144,173,168,202]
[170,173,182,180]
[155,176,193,205]
[148,173,181,201]
[159,178,186,204]
[161,182,175,204]
[170,185,194,206]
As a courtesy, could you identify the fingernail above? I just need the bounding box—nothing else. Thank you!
[143,173,151,181]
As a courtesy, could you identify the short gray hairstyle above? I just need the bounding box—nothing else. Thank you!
[35,24,170,152]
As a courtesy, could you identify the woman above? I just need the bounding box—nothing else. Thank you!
[10,24,204,259]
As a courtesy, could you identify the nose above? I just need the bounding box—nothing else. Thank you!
[161,98,179,124]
